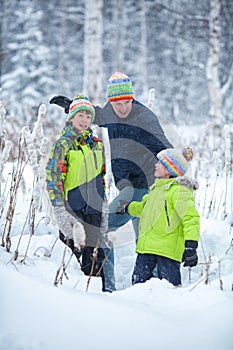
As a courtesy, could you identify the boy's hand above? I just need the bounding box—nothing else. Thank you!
[182,240,198,267]
[53,205,85,249]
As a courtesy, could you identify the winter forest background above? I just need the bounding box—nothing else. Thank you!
[0,0,233,251]
[1,1,233,249]
[1,0,233,139]
[1,1,233,348]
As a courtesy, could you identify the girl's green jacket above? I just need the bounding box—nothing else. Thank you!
[128,177,200,262]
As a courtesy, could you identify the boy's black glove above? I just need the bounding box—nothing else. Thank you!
[50,95,72,114]
[115,200,130,215]
[73,247,83,260]
[182,240,198,267]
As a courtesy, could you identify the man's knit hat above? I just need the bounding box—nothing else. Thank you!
[157,148,194,177]
[68,94,95,121]
[107,72,134,102]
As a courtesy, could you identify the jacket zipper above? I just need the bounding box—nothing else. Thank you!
[92,149,98,170]
[164,200,170,226]
[79,146,89,212]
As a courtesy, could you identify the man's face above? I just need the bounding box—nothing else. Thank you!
[110,99,133,118]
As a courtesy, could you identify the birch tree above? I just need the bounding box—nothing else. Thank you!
[83,0,103,104]
[139,0,149,99]
[206,0,224,121]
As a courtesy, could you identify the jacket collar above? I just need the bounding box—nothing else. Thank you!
[151,176,199,191]
[62,122,92,138]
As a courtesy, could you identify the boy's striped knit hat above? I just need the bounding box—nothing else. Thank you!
[157,148,194,177]
[68,94,95,121]
[107,72,134,102]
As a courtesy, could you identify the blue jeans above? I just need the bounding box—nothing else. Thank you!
[108,186,148,240]
[132,253,181,286]
[103,186,148,292]
[102,245,116,292]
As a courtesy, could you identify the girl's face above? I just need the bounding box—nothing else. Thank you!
[70,110,92,132]
[154,161,171,179]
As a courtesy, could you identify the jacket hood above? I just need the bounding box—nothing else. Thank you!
[152,176,199,191]
[172,176,199,190]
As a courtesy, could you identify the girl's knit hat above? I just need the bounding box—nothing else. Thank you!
[157,148,194,177]
[107,72,134,102]
[68,94,95,121]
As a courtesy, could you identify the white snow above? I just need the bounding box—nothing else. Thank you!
[1,157,233,349]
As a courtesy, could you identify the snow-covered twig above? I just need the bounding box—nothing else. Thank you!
[1,141,28,251]
[202,159,211,217]
[86,238,101,292]
[0,99,6,152]
[222,124,232,219]
[33,237,58,258]
[20,196,36,264]
[147,88,155,110]
[16,104,48,258]
[0,140,12,182]
[206,154,222,218]
[13,201,31,261]
[95,243,113,277]
[54,246,72,286]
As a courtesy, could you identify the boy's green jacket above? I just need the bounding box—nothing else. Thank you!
[46,122,105,214]
[128,177,200,262]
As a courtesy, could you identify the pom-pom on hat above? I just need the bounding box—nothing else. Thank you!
[107,72,134,102]
[68,94,95,121]
[157,147,194,177]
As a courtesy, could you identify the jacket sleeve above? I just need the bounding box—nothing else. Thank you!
[173,187,200,243]
[127,194,149,217]
[93,105,103,126]
[94,103,113,127]
[138,108,173,154]
[46,141,68,206]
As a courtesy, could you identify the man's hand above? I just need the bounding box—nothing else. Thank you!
[50,95,72,114]
[115,200,130,215]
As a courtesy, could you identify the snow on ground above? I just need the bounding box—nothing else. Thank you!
[1,213,233,350]
[1,163,233,350]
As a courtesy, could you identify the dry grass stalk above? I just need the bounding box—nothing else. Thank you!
[54,246,73,286]
[1,142,28,251]
[33,237,58,258]
[86,239,101,292]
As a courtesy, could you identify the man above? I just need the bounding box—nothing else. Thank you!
[50,72,172,291]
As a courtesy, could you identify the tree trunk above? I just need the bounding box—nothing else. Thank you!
[83,0,103,105]
[206,0,224,121]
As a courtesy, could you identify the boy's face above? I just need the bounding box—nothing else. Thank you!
[110,99,133,118]
[154,161,171,179]
[71,110,92,132]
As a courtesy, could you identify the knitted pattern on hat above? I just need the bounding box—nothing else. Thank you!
[157,148,194,177]
[68,94,95,121]
[107,72,134,102]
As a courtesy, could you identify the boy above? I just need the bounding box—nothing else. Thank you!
[123,148,200,286]
[46,94,111,291]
